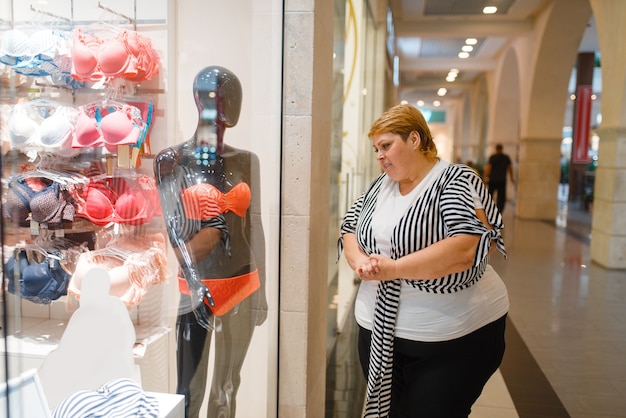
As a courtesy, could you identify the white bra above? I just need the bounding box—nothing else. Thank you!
[9,100,79,157]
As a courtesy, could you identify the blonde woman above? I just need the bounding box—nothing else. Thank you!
[339,104,509,417]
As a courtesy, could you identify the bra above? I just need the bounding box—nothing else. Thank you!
[4,176,76,227]
[8,101,79,156]
[1,28,55,58]
[69,234,167,307]
[70,28,160,83]
[181,182,251,220]
[0,28,79,89]
[71,103,146,152]
[5,249,71,304]
[75,175,161,226]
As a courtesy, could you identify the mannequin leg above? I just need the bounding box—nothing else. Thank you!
[206,297,255,418]
[176,302,214,418]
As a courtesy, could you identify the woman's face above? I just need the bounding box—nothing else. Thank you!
[372,132,418,182]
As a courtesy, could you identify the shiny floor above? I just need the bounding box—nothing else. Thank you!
[326,186,626,418]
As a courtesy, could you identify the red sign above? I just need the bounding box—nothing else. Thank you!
[573,85,593,163]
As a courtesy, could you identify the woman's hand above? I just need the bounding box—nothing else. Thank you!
[356,254,398,281]
[358,235,481,282]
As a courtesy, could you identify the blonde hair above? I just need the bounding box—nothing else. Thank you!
[368,104,438,159]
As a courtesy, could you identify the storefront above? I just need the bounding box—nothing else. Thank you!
[1,0,283,416]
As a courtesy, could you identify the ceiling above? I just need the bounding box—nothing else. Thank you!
[387,0,599,108]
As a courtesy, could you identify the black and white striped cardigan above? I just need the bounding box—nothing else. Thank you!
[338,163,506,417]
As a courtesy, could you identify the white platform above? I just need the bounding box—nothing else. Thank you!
[150,392,185,418]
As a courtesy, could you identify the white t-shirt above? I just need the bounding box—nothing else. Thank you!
[355,160,509,341]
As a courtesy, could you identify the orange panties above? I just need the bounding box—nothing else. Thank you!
[178,269,259,316]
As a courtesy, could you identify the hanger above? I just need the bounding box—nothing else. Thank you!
[15,153,90,187]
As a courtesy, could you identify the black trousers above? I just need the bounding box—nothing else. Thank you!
[358,314,507,418]
[488,181,507,212]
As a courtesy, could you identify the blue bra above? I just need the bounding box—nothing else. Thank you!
[5,249,71,304]
[0,28,84,89]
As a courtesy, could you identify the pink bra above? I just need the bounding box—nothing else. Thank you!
[71,102,145,152]
[74,175,161,226]
[71,28,159,82]
[69,233,167,307]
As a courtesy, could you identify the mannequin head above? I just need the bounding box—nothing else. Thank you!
[193,66,242,127]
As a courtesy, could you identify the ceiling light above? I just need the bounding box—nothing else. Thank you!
[401,100,409,105]
[446,76,456,82]
[462,45,473,52]
[433,100,441,107]
[465,38,478,45]
[458,51,470,59]
[417,100,424,107]
[437,88,447,96]
[483,6,497,14]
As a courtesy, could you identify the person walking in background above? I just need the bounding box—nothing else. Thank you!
[483,143,514,212]
[339,104,509,417]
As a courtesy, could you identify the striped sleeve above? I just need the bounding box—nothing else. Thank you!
[337,174,385,260]
[440,166,504,266]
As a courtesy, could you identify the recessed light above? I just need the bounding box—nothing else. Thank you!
[483,6,497,14]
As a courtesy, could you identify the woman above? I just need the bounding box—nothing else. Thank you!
[339,104,509,417]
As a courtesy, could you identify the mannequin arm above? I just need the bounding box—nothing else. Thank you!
[172,227,222,263]
[155,150,215,330]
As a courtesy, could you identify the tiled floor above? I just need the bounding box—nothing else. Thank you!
[326,188,626,417]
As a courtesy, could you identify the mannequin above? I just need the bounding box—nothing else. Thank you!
[154,66,267,417]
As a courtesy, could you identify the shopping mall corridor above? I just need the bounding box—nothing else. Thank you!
[326,187,626,418]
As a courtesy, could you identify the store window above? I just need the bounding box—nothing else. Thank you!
[0,1,282,417]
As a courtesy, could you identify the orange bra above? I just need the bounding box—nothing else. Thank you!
[181,183,251,220]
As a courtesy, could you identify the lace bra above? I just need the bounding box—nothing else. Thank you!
[69,233,167,307]
[181,182,251,220]
[71,28,160,83]
[0,28,81,89]
[4,176,76,227]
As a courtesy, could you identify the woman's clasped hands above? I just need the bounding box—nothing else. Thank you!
[356,254,398,281]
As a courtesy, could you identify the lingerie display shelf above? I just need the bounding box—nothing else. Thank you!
[0,2,178,415]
